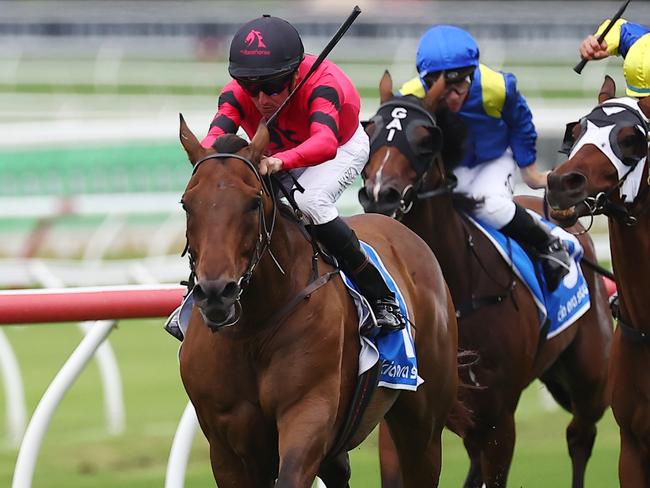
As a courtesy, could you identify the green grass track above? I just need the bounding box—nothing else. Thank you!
[0,320,619,487]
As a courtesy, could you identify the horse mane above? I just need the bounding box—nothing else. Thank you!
[434,105,467,171]
[431,104,483,212]
[451,192,484,212]
[212,133,250,154]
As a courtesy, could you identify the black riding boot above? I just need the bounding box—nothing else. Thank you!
[313,217,406,337]
[501,204,572,291]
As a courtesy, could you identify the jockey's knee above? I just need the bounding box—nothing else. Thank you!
[473,196,516,229]
[294,190,337,225]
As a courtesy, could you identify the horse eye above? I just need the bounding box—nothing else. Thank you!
[620,135,640,149]
[180,199,188,212]
[248,198,262,212]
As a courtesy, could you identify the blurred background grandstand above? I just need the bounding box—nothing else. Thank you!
[1,0,643,262]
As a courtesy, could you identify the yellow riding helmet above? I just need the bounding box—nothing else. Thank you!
[624,33,650,98]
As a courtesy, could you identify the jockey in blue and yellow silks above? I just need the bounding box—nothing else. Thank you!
[579,19,650,98]
[399,25,571,291]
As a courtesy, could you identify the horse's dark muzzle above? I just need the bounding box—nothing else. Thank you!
[358,185,402,216]
[193,278,241,329]
[547,171,589,209]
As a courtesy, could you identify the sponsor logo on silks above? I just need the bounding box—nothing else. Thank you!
[241,29,270,56]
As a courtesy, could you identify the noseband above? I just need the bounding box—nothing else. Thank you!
[184,152,282,327]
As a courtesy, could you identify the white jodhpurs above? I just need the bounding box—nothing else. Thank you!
[288,123,369,225]
[453,151,517,229]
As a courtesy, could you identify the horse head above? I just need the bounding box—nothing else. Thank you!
[547,76,650,227]
[358,71,448,219]
[179,115,272,330]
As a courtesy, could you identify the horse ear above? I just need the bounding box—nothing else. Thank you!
[379,70,393,104]
[423,75,445,113]
[598,75,616,104]
[249,122,270,163]
[179,113,206,166]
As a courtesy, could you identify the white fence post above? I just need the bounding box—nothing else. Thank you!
[12,320,116,488]
[164,401,199,488]
[0,329,27,448]
[27,260,126,435]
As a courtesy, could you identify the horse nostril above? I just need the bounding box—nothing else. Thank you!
[193,284,207,303]
[221,281,241,300]
[194,279,239,304]
[562,172,587,192]
[381,187,402,205]
[358,186,371,206]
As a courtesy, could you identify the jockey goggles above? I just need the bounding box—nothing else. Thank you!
[423,68,474,96]
[236,72,294,97]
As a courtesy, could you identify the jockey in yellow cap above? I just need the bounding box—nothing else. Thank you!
[579,19,650,97]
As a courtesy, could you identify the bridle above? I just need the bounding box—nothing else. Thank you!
[183,152,283,328]
[366,99,455,220]
[559,101,650,230]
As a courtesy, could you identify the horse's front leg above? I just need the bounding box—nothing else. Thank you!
[618,427,650,488]
[273,389,340,488]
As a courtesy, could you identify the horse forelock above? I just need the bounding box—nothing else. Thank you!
[192,134,263,192]
[212,133,250,154]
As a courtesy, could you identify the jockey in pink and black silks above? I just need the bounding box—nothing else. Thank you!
[203,48,361,170]
[201,15,405,336]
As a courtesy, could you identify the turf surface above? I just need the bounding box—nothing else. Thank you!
[0,319,619,487]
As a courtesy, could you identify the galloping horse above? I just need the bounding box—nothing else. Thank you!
[359,72,613,488]
[176,115,463,487]
[547,75,650,487]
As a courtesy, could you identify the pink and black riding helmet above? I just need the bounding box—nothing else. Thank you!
[228,15,305,83]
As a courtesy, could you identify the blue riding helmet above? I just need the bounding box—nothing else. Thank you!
[416,25,480,87]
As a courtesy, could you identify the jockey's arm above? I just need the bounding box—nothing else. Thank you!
[201,81,246,148]
[519,163,549,190]
[579,34,609,61]
[580,18,650,61]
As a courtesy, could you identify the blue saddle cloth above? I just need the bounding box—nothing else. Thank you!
[340,241,422,391]
[468,211,590,337]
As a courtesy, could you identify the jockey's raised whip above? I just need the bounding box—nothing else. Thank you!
[573,0,631,74]
[266,6,362,128]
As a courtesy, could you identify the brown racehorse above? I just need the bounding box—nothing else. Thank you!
[547,76,650,488]
[176,115,463,487]
[359,72,613,488]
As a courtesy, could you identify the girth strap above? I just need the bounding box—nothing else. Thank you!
[324,361,380,462]
[610,294,650,344]
[618,318,650,344]
[455,294,509,319]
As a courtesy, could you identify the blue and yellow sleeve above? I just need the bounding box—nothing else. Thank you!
[500,72,537,168]
[595,18,650,58]
[397,77,426,99]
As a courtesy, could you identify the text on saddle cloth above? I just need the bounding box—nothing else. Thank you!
[468,210,591,338]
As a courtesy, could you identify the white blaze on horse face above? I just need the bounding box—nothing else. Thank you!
[373,148,393,202]
[569,98,649,202]
[385,107,407,142]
